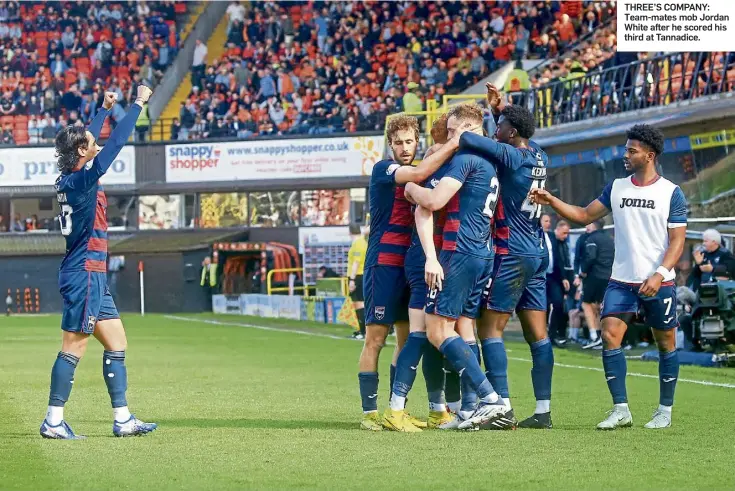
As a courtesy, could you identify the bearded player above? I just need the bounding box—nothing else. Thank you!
[383,114,468,431]
[40,86,157,439]
[358,115,470,430]
[530,124,687,430]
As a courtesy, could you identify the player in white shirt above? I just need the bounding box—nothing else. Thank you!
[530,125,687,430]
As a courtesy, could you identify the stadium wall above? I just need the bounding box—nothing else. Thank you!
[0,250,212,315]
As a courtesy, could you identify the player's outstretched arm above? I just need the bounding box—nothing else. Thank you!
[93,85,152,177]
[393,122,479,185]
[394,141,458,185]
[87,91,118,139]
[414,205,443,290]
[530,188,609,226]
[405,177,461,212]
[458,132,524,172]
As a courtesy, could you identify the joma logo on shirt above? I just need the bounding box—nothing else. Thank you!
[620,198,655,209]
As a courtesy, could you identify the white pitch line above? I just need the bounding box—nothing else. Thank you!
[166,315,735,390]
[508,357,735,389]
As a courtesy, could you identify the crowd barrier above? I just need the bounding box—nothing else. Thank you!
[212,294,352,326]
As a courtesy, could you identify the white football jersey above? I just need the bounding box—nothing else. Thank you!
[598,175,687,284]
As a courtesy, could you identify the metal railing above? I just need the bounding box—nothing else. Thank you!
[130,52,735,143]
[511,52,735,128]
[266,267,309,296]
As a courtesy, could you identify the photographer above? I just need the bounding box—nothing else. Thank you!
[689,229,735,292]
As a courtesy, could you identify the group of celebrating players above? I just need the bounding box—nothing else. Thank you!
[358,83,688,432]
[36,80,687,440]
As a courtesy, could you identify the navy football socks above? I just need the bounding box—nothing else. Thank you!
[48,351,79,407]
[482,337,509,399]
[103,350,128,408]
[658,350,679,406]
[602,348,628,404]
[392,332,427,399]
[389,364,396,402]
[529,338,554,402]
[460,342,481,412]
[439,336,495,400]
[358,372,379,412]
[422,344,446,409]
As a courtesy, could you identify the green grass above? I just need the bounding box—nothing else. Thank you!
[1,313,734,491]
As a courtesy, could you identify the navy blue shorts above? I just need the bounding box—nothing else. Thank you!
[601,280,678,330]
[405,264,427,310]
[425,251,492,320]
[485,254,548,313]
[59,271,119,334]
[363,266,409,325]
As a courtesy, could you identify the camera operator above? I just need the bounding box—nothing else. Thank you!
[689,229,735,292]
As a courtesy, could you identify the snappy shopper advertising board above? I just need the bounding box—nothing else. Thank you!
[165,135,385,183]
[0,146,136,186]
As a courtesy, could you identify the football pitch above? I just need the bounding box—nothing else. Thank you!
[1,314,734,491]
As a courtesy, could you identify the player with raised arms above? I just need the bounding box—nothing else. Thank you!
[40,85,157,439]
[530,124,687,430]
[457,84,554,430]
[358,115,473,431]
[405,103,509,431]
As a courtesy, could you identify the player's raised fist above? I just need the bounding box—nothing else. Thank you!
[103,91,118,110]
[136,85,153,103]
[485,83,502,109]
[528,188,552,205]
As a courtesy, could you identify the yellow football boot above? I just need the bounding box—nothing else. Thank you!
[405,411,427,429]
[381,408,422,432]
[427,410,456,429]
[360,411,383,431]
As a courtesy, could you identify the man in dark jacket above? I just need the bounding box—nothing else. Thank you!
[580,221,614,349]
[546,220,574,345]
[689,229,735,292]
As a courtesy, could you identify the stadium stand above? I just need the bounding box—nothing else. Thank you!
[164,0,617,141]
[0,0,194,145]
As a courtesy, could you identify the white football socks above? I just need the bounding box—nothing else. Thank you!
[502,398,512,409]
[447,401,461,413]
[429,402,446,413]
[114,406,132,423]
[480,392,499,404]
[389,393,406,411]
[590,329,599,341]
[658,404,672,415]
[535,400,550,414]
[46,406,63,426]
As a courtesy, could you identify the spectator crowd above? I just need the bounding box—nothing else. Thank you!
[0,0,184,145]
[173,0,617,141]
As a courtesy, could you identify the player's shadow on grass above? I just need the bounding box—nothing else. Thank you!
[159,418,355,431]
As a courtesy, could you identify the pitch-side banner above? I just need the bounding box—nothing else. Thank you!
[0,146,136,186]
[165,135,385,183]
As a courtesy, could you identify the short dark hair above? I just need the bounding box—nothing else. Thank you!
[55,126,87,173]
[626,124,664,156]
[501,105,536,139]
